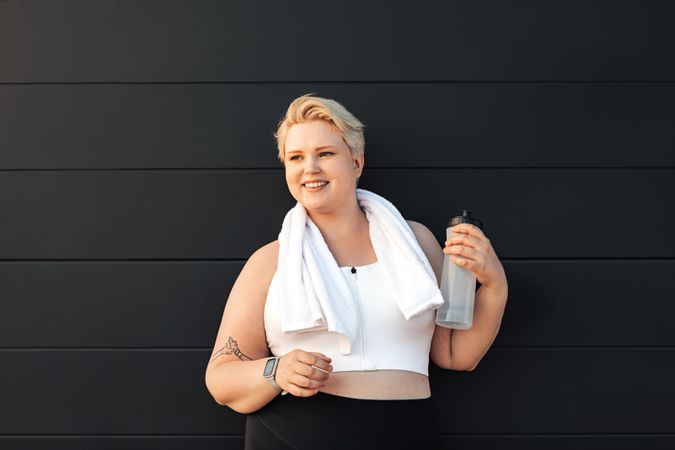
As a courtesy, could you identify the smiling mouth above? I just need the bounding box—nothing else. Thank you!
[303,181,329,190]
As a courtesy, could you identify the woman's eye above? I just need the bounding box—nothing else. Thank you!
[289,152,332,161]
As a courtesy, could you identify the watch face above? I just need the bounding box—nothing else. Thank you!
[263,358,276,377]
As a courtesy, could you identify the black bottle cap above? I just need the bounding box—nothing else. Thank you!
[448,209,484,230]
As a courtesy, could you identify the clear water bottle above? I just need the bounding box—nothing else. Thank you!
[436,210,484,329]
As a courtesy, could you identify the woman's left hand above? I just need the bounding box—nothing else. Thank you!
[443,223,507,292]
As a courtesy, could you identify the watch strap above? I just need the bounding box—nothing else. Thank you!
[264,357,286,394]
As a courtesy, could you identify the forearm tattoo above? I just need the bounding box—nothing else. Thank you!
[210,336,254,363]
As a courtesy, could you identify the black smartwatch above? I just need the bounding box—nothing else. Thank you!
[263,356,285,394]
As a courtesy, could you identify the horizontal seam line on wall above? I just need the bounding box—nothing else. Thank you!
[2,80,675,86]
[2,432,675,437]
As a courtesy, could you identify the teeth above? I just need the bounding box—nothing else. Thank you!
[305,181,327,188]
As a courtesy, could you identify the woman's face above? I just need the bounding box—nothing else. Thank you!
[283,120,363,213]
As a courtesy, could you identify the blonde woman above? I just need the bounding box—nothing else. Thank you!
[205,94,508,449]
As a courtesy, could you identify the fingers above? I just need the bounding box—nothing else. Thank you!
[285,385,320,397]
[285,365,332,397]
[310,352,333,373]
[287,371,329,391]
[297,353,333,381]
[445,231,482,249]
[280,350,334,397]
[298,351,333,372]
[444,243,480,261]
[450,223,488,242]
[304,363,332,381]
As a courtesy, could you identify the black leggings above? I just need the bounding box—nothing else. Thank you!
[244,390,441,450]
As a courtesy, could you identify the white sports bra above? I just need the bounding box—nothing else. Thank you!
[264,260,436,376]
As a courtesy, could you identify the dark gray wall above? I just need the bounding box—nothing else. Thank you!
[1,1,674,449]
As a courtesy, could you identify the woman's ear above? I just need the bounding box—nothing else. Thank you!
[354,154,364,175]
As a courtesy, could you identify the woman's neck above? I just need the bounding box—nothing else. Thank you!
[307,202,368,243]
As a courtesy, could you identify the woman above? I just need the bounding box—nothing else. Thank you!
[205,94,508,449]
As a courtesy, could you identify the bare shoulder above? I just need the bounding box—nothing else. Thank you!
[238,238,280,307]
[406,220,442,259]
[205,239,279,374]
[252,239,279,275]
[231,239,278,294]
[406,220,435,246]
[406,220,443,284]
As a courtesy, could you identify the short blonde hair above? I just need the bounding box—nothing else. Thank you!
[273,93,366,164]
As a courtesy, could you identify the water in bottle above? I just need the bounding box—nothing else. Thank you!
[436,209,484,329]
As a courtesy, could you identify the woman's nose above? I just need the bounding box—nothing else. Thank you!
[303,158,320,171]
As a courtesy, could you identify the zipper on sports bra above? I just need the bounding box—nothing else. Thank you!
[350,266,367,369]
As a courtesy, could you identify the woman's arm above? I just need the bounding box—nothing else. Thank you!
[449,282,508,370]
[407,220,508,371]
[204,242,282,413]
[206,354,284,414]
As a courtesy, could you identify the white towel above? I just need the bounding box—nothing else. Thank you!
[272,188,444,355]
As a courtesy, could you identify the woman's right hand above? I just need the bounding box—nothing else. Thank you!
[276,349,333,397]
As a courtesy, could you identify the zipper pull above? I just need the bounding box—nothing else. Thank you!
[351,266,356,274]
